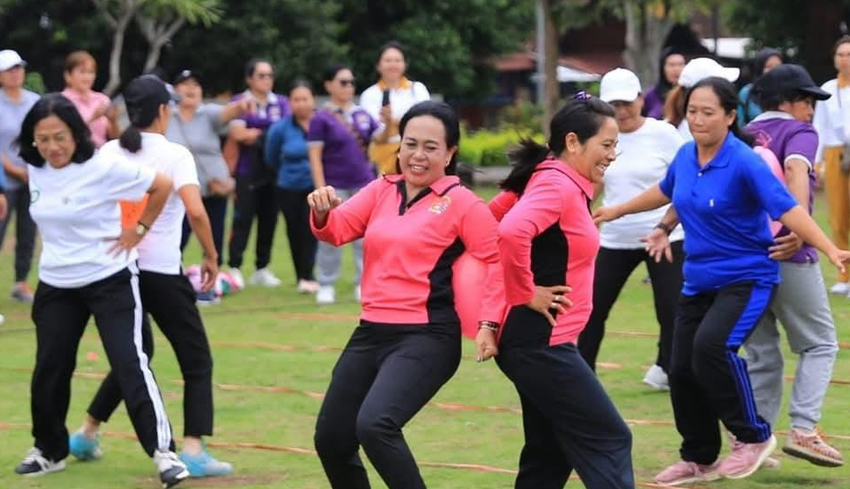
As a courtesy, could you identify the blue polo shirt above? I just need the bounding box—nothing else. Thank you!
[659,132,797,295]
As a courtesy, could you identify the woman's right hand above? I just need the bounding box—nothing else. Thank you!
[592,205,621,225]
[526,285,572,327]
[307,186,343,219]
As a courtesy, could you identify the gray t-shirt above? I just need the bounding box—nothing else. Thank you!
[166,103,230,197]
[0,89,39,190]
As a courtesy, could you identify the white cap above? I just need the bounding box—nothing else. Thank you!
[678,57,739,88]
[599,68,641,103]
[0,50,26,72]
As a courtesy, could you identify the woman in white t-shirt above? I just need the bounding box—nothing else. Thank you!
[360,41,430,174]
[577,69,685,390]
[64,75,232,478]
[13,93,190,487]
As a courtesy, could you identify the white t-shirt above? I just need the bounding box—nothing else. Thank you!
[29,151,156,288]
[600,118,686,249]
[677,119,693,142]
[100,133,199,275]
[360,80,430,143]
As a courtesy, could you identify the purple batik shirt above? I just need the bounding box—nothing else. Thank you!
[231,91,290,176]
[746,111,819,263]
[307,104,378,189]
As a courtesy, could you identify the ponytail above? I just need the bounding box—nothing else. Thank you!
[119,126,142,153]
[501,139,550,194]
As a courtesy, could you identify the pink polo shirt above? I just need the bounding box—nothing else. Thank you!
[62,88,111,148]
[311,175,504,326]
[495,158,600,346]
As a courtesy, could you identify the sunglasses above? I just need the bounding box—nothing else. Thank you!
[337,78,356,87]
[254,72,274,79]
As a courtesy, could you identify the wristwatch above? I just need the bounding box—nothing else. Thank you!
[135,221,150,237]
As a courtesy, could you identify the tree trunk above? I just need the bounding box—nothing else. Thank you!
[103,15,132,96]
[542,0,559,137]
[143,39,166,73]
[622,0,672,89]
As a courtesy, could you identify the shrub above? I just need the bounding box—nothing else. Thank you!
[459,127,543,167]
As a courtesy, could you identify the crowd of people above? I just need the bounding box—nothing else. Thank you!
[0,33,849,489]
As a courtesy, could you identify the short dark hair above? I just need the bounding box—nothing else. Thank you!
[397,101,461,175]
[834,36,850,55]
[290,79,312,94]
[18,93,95,167]
[685,77,755,146]
[245,58,273,78]
[323,63,351,82]
[377,41,406,63]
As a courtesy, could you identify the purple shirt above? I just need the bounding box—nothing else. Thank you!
[746,112,819,263]
[307,105,377,189]
[231,91,290,176]
[642,85,666,119]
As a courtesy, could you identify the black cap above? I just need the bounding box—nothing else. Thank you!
[753,64,831,102]
[173,69,202,86]
[123,74,179,127]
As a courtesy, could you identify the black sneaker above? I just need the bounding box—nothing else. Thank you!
[154,449,190,488]
[14,447,65,476]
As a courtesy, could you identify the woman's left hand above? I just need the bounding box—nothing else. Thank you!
[475,328,499,362]
[106,228,143,259]
[827,248,850,274]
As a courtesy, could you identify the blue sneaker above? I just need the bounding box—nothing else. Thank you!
[179,450,232,477]
[69,431,102,461]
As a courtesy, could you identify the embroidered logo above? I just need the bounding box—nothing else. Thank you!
[30,189,40,204]
[429,196,451,214]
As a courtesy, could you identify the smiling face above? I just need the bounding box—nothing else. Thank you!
[64,60,96,93]
[175,78,203,109]
[563,116,618,184]
[378,47,406,84]
[34,114,77,169]
[398,115,456,189]
[686,86,736,148]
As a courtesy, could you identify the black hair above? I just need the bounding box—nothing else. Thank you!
[752,48,783,78]
[120,85,167,154]
[377,41,406,63]
[834,35,850,55]
[323,63,351,82]
[395,101,461,175]
[501,96,615,194]
[18,93,95,167]
[290,79,312,94]
[757,90,813,111]
[685,77,755,147]
[655,47,686,99]
[245,58,273,78]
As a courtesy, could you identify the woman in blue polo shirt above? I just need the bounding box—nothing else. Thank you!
[595,77,850,486]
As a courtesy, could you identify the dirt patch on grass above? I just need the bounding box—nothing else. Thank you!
[136,472,289,487]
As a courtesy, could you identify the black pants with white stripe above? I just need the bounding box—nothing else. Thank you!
[87,271,214,437]
[30,266,174,461]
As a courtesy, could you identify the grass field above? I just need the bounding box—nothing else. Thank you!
[0,187,849,489]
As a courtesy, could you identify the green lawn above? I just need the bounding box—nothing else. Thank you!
[0,187,849,488]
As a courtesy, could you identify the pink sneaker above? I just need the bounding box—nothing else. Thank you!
[654,459,721,486]
[719,434,776,479]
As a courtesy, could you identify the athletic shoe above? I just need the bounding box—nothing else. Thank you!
[354,284,361,303]
[196,290,220,306]
[783,427,844,467]
[228,268,245,290]
[296,279,320,294]
[69,431,102,460]
[654,459,721,486]
[316,285,336,305]
[10,284,34,303]
[642,364,669,391]
[719,434,776,479]
[14,447,66,476]
[250,268,282,287]
[154,449,190,488]
[829,282,850,295]
[180,449,233,477]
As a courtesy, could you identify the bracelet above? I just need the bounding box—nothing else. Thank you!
[138,220,151,230]
[478,321,499,332]
[654,222,673,235]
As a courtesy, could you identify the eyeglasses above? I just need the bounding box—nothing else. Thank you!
[338,78,356,87]
[254,72,274,79]
[33,131,72,147]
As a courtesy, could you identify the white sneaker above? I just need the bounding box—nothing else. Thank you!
[228,268,245,289]
[829,282,850,295]
[250,268,282,287]
[297,279,320,294]
[14,447,66,477]
[643,364,670,391]
[154,449,190,488]
[316,285,336,305]
[354,285,361,303]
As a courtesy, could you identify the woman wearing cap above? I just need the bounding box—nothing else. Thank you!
[360,41,431,175]
[308,63,390,305]
[14,93,189,487]
[596,77,850,485]
[737,48,783,128]
[310,101,502,489]
[67,75,232,478]
[643,47,686,119]
[61,50,117,148]
[0,49,38,304]
[578,68,685,392]
[813,36,850,295]
[265,81,320,294]
[226,58,290,289]
[744,64,843,467]
[490,94,634,489]
[168,68,251,301]
[664,57,740,141]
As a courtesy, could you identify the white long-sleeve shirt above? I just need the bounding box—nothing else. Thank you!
[812,78,850,162]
